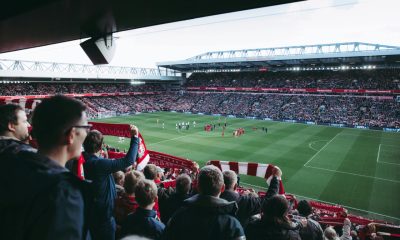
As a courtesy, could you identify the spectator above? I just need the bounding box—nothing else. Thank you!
[323,218,352,240]
[120,179,165,240]
[163,165,245,240]
[143,164,158,182]
[296,200,324,240]
[220,168,280,228]
[0,95,90,239]
[83,127,139,240]
[115,171,144,226]
[114,171,126,196]
[155,166,165,183]
[0,104,33,153]
[161,174,192,224]
[246,195,305,240]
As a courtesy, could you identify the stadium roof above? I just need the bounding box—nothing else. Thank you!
[157,42,400,72]
[0,59,181,81]
[0,0,302,54]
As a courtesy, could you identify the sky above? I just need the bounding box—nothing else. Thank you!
[0,0,399,68]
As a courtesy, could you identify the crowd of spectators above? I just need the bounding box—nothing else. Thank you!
[0,82,164,96]
[83,92,400,128]
[186,69,400,90]
[0,96,396,240]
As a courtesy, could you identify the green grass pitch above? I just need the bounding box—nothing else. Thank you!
[91,112,400,222]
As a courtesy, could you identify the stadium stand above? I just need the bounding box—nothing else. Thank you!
[0,83,164,96]
[186,69,400,90]
[79,92,399,128]
[1,69,399,239]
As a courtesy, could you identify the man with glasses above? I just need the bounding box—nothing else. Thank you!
[83,127,139,240]
[0,95,91,239]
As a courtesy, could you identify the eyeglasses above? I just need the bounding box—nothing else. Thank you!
[71,124,92,133]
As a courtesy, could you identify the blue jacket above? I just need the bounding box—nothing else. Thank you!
[83,136,139,222]
[120,207,165,240]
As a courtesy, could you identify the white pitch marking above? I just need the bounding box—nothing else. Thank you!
[303,133,341,167]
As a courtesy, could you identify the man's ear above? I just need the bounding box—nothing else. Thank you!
[233,183,238,191]
[65,128,75,145]
[7,122,16,133]
[221,183,225,193]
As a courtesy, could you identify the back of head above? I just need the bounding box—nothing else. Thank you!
[124,170,144,195]
[324,226,339,240]
[297,200,313,217]
[113,171,125,186]
[262,195,289,225]
[83,130,103,154]
[32,95,86,149]
[175,174,192,194]
[0,104,23,135]
[143,164,157,180]
[223,170,237,190]
[135,179,158,208]
[197,165,224,197]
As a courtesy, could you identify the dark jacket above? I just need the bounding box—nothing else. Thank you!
[246,218,302,240]
[83,136,138,222]
[120,207,165,240]
[0,149,87,240]
[299,217,323,240]
[0,137,35,155]
[161,191,192,224]
[220,176,280,228]
[163,194,245,240]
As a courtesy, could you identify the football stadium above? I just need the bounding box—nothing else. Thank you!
[1,0,399,239]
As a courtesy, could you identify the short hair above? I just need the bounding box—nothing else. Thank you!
[32,95,86,149]
[83,130,103,154]
[135,179,158,207]
[175,174,192,194]
[0,104,23,134]
[297,200,313,217]
[124,170,144,195]
[113,171,125,186]
[197,165,224,196]
[143,164,157,180]
[223,170,237,190]
[323,226,339,240]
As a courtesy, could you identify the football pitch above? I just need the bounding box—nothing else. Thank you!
[92,112,400,222]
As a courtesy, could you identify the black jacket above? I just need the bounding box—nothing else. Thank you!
[0,137,35,155]
[299,217,323,240]
[0,149,88,240]
[83,136,138,222]
[163,194,245,240]
[120,207,165,240]
[220,176,280,228]
[160,191,192,224]
[246,219,302,240]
